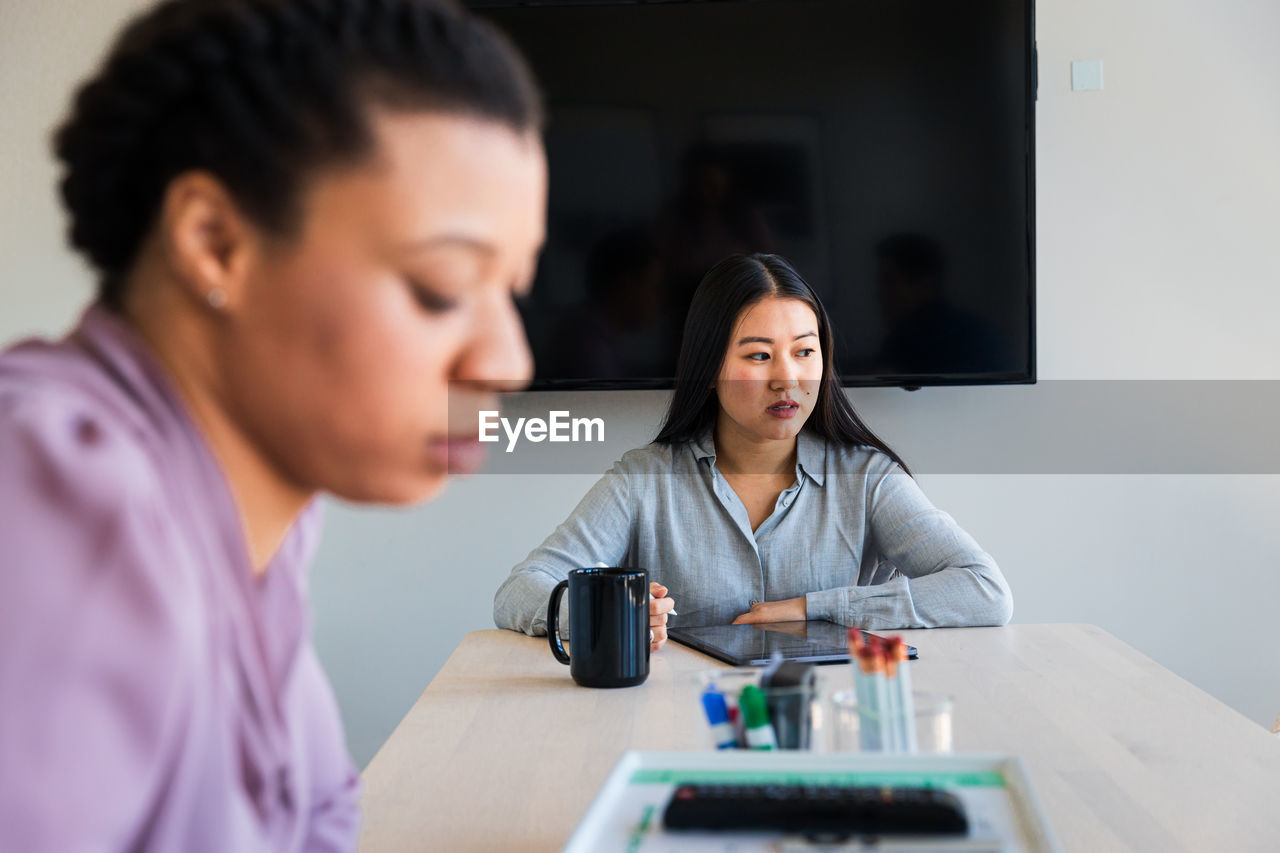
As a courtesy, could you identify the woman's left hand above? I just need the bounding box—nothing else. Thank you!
[731,596,807,624]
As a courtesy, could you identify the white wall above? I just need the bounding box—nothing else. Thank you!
[3,0,1278,769]
[0,0,155,339]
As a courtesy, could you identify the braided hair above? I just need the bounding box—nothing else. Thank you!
[53,0,543,308]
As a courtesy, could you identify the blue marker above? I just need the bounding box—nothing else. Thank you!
[700,683,739,750]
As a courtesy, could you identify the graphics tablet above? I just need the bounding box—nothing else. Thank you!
[667,620,917,666]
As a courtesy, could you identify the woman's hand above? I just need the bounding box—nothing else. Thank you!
[732,596,807,625]
[650,582,676,651]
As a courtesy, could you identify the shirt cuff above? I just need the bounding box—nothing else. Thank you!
[532,591,571,639]
[805,588,844,623]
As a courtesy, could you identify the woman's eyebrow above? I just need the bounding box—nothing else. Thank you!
[401,234,497,255]
[736,331,818,346]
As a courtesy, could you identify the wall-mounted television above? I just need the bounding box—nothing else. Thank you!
[470,0,1036,389]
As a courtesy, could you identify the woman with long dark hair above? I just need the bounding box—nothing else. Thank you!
[495,253,1011,645]
[0,0,544,848]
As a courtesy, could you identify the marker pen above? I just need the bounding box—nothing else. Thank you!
[723,688,747,747]
[739,685,777,750]
[700,683,739,750]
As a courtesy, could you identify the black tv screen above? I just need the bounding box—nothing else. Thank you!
[471,0,1036,389]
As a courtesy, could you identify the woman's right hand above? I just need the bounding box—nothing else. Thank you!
[650,582,676,651]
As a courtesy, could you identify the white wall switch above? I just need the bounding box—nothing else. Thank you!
[1071,59,1104,91]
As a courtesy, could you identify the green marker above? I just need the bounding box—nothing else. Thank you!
[739,685,777,750]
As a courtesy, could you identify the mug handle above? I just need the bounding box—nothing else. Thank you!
[547,579,570,664]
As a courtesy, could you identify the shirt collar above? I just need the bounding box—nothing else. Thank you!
[691,426,826,486]
[691,427,717,464]
[796,428,827,486]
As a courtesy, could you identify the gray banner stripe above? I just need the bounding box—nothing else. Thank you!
[448,381,1280,475]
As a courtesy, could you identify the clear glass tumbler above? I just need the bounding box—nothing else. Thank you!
[829,690,954,753]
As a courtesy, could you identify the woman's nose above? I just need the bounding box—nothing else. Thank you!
[769,360,799,390]
[454,291,534,392]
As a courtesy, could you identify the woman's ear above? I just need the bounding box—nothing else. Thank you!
[157,171,258,314]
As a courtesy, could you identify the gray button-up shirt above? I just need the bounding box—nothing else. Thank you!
[493,428,1012,634]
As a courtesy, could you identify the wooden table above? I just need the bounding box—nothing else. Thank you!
[358,624,1280,852]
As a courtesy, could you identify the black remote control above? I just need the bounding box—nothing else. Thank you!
[663,783,969,839]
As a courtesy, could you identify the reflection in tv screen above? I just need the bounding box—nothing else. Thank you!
[471,0,1035,388]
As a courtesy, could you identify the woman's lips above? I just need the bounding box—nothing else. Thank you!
[766,399,800,419]
[427,437,488,473]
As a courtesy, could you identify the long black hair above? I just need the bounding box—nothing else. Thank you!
[54,0,543,309]
[654,253,911,474]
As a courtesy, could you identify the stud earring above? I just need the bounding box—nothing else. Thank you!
[206,288,228,309]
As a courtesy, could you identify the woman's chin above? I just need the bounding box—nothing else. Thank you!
[404,474,449,505]
[329,470,449,506]
[757,414,809,440]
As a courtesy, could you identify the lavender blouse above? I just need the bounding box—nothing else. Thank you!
[0,305,361,851]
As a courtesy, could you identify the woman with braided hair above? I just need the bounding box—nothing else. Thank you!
[0,0,545,849]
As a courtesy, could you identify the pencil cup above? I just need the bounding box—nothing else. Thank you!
[699,669,823,751]
[829,690,953,753]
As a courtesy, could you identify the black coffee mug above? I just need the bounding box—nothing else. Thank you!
[547,567,649,688]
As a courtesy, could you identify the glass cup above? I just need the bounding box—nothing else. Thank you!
[829,690,954,753]
[699,668,825,751]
